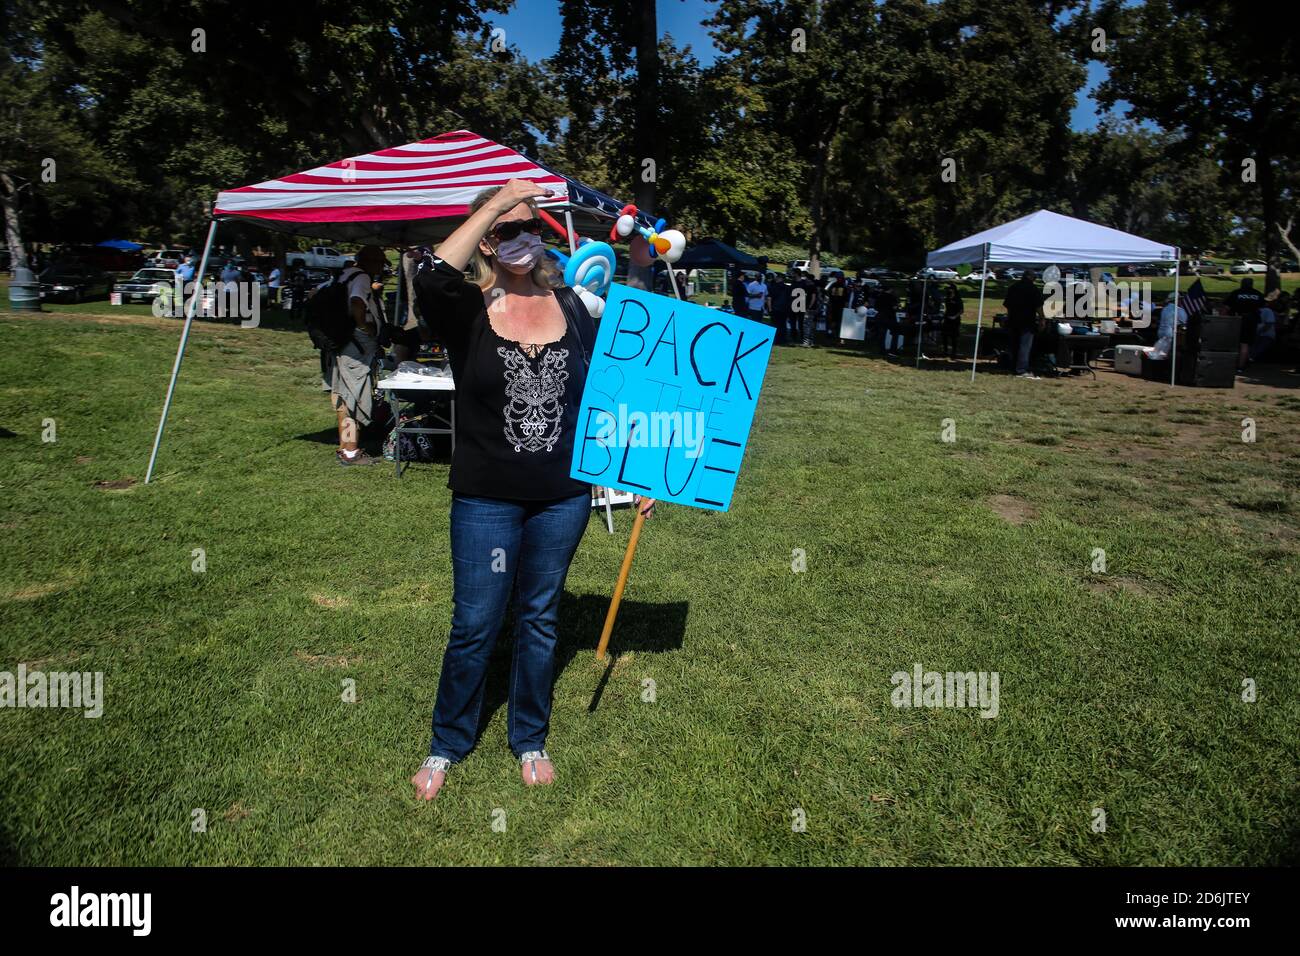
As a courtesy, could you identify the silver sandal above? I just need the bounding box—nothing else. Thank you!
[519,750,551,784]
[418,755,451,793]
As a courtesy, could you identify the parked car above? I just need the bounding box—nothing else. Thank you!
[1135,263,1177,277]
[916,267,958,280]
[204,255,239,277]
[286,245,349,270]
[998,267,1024,281]
[148,248,187,269]
[39,265,115,302]
[1230,259,1267,274]
[114,268,178,304]
[1182,258,1222,275]
[964,268,997,282]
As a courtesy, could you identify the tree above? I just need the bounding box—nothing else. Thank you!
[10,0,558,245]
[1095,0,1300,267]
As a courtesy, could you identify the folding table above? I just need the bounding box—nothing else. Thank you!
[376,374,455,477]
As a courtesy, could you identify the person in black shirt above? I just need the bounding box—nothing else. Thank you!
[795,271,819,346]
[410,179,655,801]
[1225,277,1265,373]
[770,272,795,344]
[730,269,748,315]
[942,284,963,358]
[827,276,848,331]
[1003,270,1045,378]
[875,284,899,354]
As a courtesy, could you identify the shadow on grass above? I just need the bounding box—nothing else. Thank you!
[289,419,453,465]
[474,593,689,740]
[823,347,1007,374]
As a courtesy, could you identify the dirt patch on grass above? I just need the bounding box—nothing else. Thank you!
[293,650,359,668]
[988,495,1038,525]
[19,651,84,669]
[222,802,252,823]
[310,593,350,609]
[94,478,137,491]
[5,581,68,602]
[1086,575,1159,597]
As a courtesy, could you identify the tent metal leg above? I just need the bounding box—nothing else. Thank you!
[915,278,928,368]
[970,257,988,382]
[564,210,578,256]
[145,218,219,483]
[1170,251,1180,387]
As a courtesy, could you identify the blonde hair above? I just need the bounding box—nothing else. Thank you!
[467,186,561,291]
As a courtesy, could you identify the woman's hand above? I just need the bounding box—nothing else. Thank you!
[634,496,657,519]
[491,178,553,213]
[432,179,554,273]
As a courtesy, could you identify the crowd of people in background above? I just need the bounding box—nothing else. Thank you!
[727,267,960,356]
[721,264,1299,381]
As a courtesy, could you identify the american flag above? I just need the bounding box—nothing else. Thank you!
[1181,278,1208,318]
[213,130,651,246]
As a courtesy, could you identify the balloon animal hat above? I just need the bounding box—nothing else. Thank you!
[541,204,688,316]
[610,205,686,264]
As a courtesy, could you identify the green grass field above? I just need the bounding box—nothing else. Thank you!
[1,304,1297,865]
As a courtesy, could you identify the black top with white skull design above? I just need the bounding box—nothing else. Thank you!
[413,256,593,501]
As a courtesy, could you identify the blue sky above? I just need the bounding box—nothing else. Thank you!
[485,0,1115,130]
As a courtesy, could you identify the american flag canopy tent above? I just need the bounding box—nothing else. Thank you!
[144,129,655,483]
[214,129,650,245]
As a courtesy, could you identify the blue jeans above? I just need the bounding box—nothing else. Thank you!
[428,492,590,761]
[1012,327,1034,374]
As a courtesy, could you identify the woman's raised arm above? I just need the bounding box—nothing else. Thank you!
[435,179,555,271]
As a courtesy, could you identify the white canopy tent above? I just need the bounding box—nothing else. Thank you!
[925,210,1180,382]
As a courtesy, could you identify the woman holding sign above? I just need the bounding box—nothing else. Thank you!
[410,180,654,801]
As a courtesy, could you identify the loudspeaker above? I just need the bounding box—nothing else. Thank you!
[1189,313,1240,352]
[1177,349,1237,388]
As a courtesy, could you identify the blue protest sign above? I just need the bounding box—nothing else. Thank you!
[570,284,775,512]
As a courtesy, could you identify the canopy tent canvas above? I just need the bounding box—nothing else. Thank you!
[927,209,1177,269]
[212,129,652,245]
[673,239,760,271]
[146,130,649,482]
[924,209,1180,383]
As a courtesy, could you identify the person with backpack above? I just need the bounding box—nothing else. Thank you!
[311,245,387,465]
[409,179,656,802]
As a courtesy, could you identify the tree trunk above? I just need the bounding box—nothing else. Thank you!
[626,0,658,291]
[1278,216,1300,265]
[1258,146,1278,267]
[1,173,27,270]
[808,135,830,277]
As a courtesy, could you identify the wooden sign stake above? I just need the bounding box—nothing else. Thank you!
[595,506,648,660]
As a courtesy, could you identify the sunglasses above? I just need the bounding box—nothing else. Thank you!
[489,218,544,242]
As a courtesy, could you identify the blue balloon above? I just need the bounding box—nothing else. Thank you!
[563,241,616,297]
